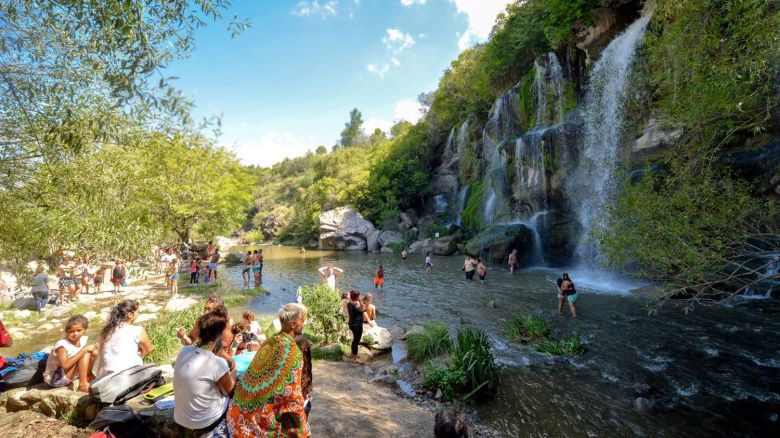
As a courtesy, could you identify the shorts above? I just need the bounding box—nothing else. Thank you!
[374,277,384,286]
[425,262,432,268]
[465,270,475,280]
[479,273,486,281]
[567,292,579,303]
[242,266,251,273]
[252,264,263,273]
[208,262,218,271]
[170,273,180,281]
[59,277,74,287]
[93,276,103,286]
[557,293,565,300]
[48,367,71,388]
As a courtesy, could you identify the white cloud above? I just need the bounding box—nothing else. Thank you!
[367,63,391,78]
[229,130,312,167]
[293,0,339,18]
[450,0,511,49]
[400,0,427,6]
[394,98,423,123]
[363,118,394,134]
[383,28,416,54]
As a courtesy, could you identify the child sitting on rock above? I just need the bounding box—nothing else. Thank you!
[43,315,97,392]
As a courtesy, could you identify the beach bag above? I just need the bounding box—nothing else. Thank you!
[89,364,164,405]
[0,354,46,391]
[88,404,155,438]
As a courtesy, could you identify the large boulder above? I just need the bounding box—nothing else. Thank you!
[464,224,535,263]
[627,118,681,164]
[378,230,404,247]
[366,229,381,252]
[215,236,239,252]
[12,296,36,310]
[432,235,459,256]
[363,324,393,350]
[407,238,434,255]
[318,207,376,250]
[224,252,245,264]
[399,211,417,228]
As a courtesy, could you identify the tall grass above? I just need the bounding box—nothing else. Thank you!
[535,332,587,356]
[506,312,552,340]
[407,321,453,362]
[142,304,202,364]
[451,327,500,401]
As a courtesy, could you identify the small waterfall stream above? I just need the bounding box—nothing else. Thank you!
[568,14,652,263]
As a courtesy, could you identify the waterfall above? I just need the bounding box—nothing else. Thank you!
[513,211,549,265]
[433,194,448,215]
[453,185,470,226]
[742,255,780,299]
[534,53,565,127]
[569,14,652,262]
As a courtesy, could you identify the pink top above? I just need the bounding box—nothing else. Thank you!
[190,262,197,273]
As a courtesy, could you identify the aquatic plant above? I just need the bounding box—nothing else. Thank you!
[535,332,587,356]
[450,327,500,401]
[505,312,553,340]
[407,321,453,362]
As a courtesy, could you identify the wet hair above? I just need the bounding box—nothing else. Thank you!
[99,300,139,345]
[562,273,571,281]
[434,409,469,438]
[341,291,349,300]
[349,289,360,300]
[556,278,564,288]
[231,320,251,335]
[242,310,255,322]
[363,292,373,303]
[196,312,228,346]
[65,315,88,331]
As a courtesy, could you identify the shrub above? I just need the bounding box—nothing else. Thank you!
[361,333,377,348]
[407,322,453,362]
[245,229,264,243]
[299,284,347,344]
[506,312,552,340]
[384,241,404,253]
[450,327,500,401]
[421,359,465,401]
[535,332,587,356]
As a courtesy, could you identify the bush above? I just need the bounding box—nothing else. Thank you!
[245,229,264,243]
[535,332,587,356]
[421,359,464,400]
[506,312,552,340]
[361,333,377,348]
[450,327,500,401]
[407,322,453,362]
[299,284,347,344]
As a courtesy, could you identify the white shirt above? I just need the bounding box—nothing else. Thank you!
[173,345,230,429]
[97,323,143,377]
[44,336,88,384]
[249,321,262,337]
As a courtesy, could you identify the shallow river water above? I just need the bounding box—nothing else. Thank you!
[225,246,779,437]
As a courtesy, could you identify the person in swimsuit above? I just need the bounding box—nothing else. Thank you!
[252,249,264,286]
[508,249,518,274]
[463,256,477,280]
[241,251,252,288]
[374,265,384,289]
[319,263,343,289]
[362,293,377,326]
[401,249,408,262]
[425,252,433,274]
[58,257,77,303]
[93,266,105,294]
[558,273,578,317]
[477,258,487,283]
[209,249,220,284]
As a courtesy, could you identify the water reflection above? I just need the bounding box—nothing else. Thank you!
[222,246,780,436]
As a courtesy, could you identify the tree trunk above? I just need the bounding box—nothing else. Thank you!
[174,227,190,244]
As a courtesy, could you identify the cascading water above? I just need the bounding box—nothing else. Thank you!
[453,185,470,226]
[568,14,652,263]
[742,254,780,299]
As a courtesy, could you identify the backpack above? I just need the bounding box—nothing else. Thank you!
[0,354,47,391]
[88,404,155,438]
[89,364,164,405]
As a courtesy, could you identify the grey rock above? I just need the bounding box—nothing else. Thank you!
[224,252,245,264]
[371,374,398,385]
[378,230,404,247]
[12,296,36,311]
[363,365,375,375]
[366,229,381,252]
[432,235,459,256]
[487,300,496,308]
[435,388,443,399]
[407,238,434,255]
[634,397,653,413]
[399,211,417,228]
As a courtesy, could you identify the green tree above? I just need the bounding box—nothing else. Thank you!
[339,108,364,147]
[390,120,413,138]
[369,128,387,145]
[315,145,328,155]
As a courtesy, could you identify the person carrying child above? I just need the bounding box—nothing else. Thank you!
[43,315,97,392]
[374,265,384,289]
[232,321,262,356]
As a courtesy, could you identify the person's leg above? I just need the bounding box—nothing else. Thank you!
[558,297,565,314]
[68,284,76,301]
[75,351,93,392]
[350,324,363,361]
[568,300,577,318]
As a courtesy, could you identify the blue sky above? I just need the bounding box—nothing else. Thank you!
[169,0,511,167]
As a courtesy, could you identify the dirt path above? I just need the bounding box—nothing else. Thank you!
[0,410,87,437]
[309,359,435,437]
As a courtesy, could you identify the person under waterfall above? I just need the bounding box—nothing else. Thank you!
[508,249,519,274]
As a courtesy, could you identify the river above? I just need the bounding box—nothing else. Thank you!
[227,245,779,437]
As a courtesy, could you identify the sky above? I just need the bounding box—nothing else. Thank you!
[168,0,512,167]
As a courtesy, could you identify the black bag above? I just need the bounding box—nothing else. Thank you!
[0,356,46,391]
[88,404,155,438]
[48,292,61,306]
[89,364,164,405]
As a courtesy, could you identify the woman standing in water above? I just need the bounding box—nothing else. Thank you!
[557,273,578,317]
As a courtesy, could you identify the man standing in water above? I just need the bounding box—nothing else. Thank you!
[508,249,519,274]
[318,264,344,289]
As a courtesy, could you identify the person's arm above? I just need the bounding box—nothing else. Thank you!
[56,343,96,370]
[138,328,154,356]
[0,321,13,348]
[334,267,344,273]
[318,267,326,275]
[177,325,196,345]
[217,369,236,396]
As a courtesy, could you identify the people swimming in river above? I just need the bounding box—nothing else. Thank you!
[477,258,487,283]
[508,249,519,273]
[374,265,384,289]
[44,315,97,392]
[463,256,477,280]
[425,252,433,273]
[319,263,344,289]
[557,273,578,318]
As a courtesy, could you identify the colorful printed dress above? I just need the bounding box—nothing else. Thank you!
[227,332,310,438]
